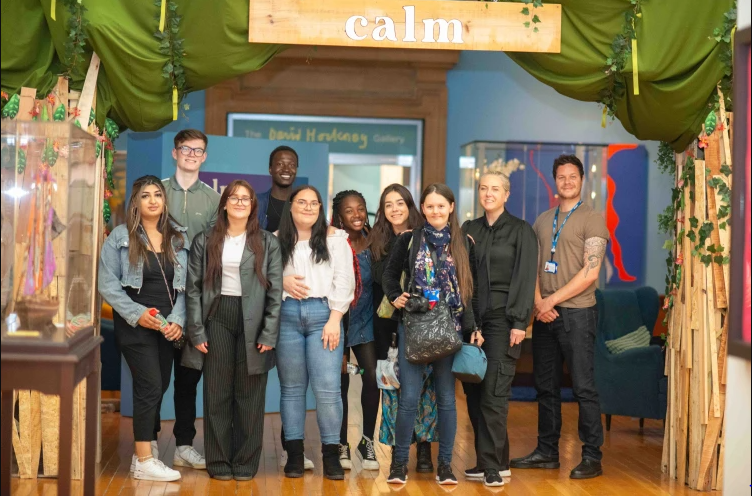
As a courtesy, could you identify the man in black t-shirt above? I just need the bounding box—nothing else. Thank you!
[257,146,298,232]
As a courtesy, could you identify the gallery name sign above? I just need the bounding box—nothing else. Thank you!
[249,0,561,52]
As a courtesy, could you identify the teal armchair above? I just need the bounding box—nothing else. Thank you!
[594,287,667,431]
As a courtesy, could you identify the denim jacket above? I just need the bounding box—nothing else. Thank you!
[98,223,189,329]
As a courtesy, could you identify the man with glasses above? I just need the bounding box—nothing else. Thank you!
[258,145,299,232]
[159,129,220,471]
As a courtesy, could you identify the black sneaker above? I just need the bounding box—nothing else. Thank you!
[387,462,408,484]
[436,463,458,485]
[464,466,483,479]
[484,469,504,487]
[357,436,380,470]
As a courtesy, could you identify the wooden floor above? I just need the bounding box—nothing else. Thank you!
[10,384,718,495]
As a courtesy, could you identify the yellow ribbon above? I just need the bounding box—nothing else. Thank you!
[172,86,178,121]
[51,0,56,20]
[159,0,167,32]
[631,17,639,96]
[601,106,607,128]
[632,38,639,96]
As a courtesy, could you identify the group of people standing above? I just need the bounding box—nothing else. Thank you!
[99,129,610,486]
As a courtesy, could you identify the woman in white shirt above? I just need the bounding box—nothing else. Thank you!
[275,185,355,480]
[184,180,283,481]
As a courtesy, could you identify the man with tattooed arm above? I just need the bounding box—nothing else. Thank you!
[511,154,609,480]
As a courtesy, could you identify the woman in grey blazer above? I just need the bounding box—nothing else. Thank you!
[183,179,283,481]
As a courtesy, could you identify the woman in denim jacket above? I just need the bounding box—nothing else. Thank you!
[98,175,189,482]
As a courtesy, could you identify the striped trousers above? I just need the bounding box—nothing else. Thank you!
[203,296,268,478]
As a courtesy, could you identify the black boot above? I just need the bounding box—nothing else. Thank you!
[570,458,603,479]
[284,439,305,478]
[322,444,345,480]
[415,441,434,473]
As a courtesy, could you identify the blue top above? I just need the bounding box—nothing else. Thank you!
[346,249,374,347]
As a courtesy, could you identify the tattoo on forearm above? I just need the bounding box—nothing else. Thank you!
[583,237,607,277]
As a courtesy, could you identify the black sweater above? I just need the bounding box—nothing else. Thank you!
[462,210,538,330]
[382,226,481,335]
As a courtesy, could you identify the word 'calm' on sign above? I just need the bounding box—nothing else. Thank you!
[347,6,461,43]
[249,0,562,53]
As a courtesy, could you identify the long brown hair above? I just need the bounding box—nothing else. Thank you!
[368,184,423,262]
[420,183,473,305]
[126,175,185,267]
[204,180,268,289]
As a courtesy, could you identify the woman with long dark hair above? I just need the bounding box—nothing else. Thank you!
[183,180,283,480]
[331,190,380,471]
[461,171,537,487]
[383,183,480,486]
[98,175,188,482]
[370,184,439,473]
[275,185,355,480]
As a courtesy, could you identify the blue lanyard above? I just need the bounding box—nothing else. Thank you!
[550,200,582,261]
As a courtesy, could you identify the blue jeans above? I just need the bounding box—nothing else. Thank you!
[277,298,345,445]
[393,324,457,465]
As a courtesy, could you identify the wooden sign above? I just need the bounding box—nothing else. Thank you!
[249,0,561,52]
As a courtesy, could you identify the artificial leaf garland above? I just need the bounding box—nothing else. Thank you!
[598,0,644,127]
[2,94,20,119]
[154,0,186,121]
[62,0,90,80]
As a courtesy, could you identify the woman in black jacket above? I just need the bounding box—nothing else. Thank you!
[184,179,283,481]
[461,171,537,487]
[382,183,481,486]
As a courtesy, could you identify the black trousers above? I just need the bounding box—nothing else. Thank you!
[114,311,174,442]
[172,347,202,446]
[464,308,518,471]
[373,314,398,361]
[533,305,603,462]
[340,341,380,444]
[203,296,269,478]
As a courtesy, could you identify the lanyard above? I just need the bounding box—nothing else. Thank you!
[550,200,582,261]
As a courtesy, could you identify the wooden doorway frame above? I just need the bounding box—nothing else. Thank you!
[205,46,460,185]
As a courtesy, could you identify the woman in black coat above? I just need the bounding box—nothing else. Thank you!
[461,171,538,487]
[184,179,283,481]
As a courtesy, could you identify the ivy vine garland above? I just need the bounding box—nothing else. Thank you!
[154,0,186,121]
[598,0,643,126]
[62,0,90,80]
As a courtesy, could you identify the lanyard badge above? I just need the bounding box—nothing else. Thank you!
[547,200,583,274]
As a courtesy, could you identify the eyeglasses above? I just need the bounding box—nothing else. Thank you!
[294,199,321,210]
[176,145,205,157]
[228,196,252,206]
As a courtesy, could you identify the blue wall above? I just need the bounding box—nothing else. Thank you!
[445,52,672,291]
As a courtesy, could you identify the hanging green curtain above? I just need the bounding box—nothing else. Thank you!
[1,0,733,150]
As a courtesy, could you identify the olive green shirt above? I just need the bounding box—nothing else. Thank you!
[162,175,221,244]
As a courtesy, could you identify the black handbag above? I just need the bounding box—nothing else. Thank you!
[401,231,462,364]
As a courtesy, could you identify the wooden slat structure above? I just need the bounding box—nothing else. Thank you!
[7,57,104,480]
[661,106,733,492]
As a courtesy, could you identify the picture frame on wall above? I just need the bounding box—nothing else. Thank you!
[728,26,751,360]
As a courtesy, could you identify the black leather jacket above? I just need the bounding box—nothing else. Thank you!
[182,229,283,375]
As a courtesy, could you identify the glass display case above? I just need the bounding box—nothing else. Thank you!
[458,141,608,224]
[1,121,99,349]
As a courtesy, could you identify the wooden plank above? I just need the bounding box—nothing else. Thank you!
[677,368,690,484]
[706,265,721,418]
[682,179,692,369]
[714,422,725,490]
[697,393,724,491]
[688,325,703,487]
[17,87,37,122]
[29,391,42,478]
[669,349,677,478]
[699,265,708,426]
[41,394,59,476]
[11,391,29,477]
[249,0,562,52]
[17,390,32,478]
[75,53,100,131]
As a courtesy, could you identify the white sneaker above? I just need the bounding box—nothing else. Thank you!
[130,441,159,472]
[133,457,181,482]
[500,469,512,478]
[279,451,315,470]
[339,444,352,470]
[173,445,206,469]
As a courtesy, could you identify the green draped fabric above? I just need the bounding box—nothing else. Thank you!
[1,0,733,150]
[507,0,734,151]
